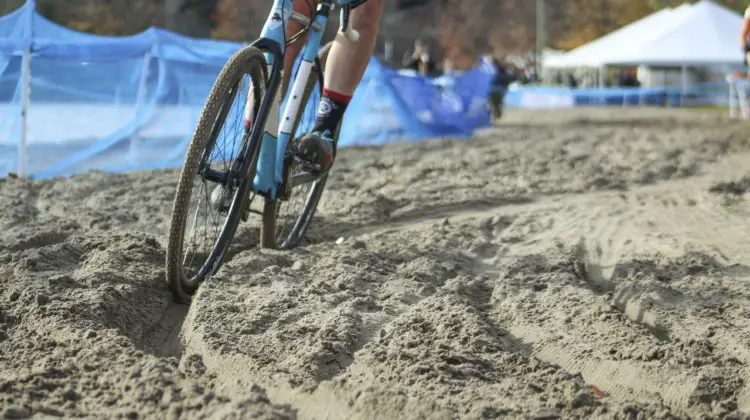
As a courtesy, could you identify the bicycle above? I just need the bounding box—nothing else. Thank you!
[165,0,362,303]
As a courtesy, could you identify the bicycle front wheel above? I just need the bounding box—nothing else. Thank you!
[166,46,267,303]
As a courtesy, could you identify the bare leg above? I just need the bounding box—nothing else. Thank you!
[281,0,316,98]
[324,0,385,95]
[296,0,386,172]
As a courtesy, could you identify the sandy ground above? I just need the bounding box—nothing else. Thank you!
[2,107,750,419]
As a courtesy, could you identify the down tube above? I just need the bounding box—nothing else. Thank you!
[274,15,329,185]
[252,0,293,196]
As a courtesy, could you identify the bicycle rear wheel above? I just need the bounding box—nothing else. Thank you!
[260,42,337,249]
[166,46,267,303]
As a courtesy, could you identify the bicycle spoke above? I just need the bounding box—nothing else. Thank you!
[275,166,317,246]
[180,75,256,282]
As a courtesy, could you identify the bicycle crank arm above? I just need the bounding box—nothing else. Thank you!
[289,171,324,189]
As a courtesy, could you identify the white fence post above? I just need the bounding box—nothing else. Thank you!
[17,0,36,178]
[18,46,31,178]
[129,51,152,162]
[135,51,152,115]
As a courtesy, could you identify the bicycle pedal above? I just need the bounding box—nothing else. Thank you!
[292,154,323,173]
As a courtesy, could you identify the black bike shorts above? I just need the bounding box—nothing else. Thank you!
[349,0,369,8]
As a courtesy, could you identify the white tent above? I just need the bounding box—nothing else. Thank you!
[545,3,694,69]
[546,0,744,69]
[607,0,744,66]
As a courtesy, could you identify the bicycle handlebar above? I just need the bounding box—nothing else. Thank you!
[339,5,360,42]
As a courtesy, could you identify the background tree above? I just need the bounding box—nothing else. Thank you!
[1,0,748,63]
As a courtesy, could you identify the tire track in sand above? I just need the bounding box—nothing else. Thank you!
[474,181,750,413]
[138,302,188,358]
[625,182,750,413]
[318,177,749,413]
[475,195,701,408]
[179,303,364,420]
[170,173,750,417]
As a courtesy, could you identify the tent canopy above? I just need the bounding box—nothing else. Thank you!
[546,0,744,69]
[608,0,744,66]
[544,4,690,68]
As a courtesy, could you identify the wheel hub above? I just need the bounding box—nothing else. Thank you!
[209,183,232,212]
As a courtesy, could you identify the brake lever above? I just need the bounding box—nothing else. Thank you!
[339,4,360,42]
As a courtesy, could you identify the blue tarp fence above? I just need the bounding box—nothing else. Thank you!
[503,81,735,108]
[2,0,737,179]
[0,0,497,179]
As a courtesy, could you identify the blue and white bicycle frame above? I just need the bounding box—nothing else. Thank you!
[243,0,359,200]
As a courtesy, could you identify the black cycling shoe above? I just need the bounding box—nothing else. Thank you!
[295,130,335,173]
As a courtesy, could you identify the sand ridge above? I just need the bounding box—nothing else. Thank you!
[1,108,750,419]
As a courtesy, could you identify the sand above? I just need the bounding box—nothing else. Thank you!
[2,107,750,419]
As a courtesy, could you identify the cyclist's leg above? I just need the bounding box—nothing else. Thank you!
[297,0,386,171]
[323,0,384,96]
[281,0,317,98]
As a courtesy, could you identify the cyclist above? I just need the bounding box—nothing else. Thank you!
[283,0,386,173]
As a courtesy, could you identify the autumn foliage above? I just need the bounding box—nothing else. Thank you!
[1,0,747,64]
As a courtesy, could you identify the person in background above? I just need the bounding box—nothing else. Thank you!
[741,4,750,79]
[442,58,455,76]
[516,64,530,84]
[524,63,538,84]
[617,68,640,87]
[402,39,437,76]
[567,73,578,89]
[486,54,516,121]
[432,58,456,94]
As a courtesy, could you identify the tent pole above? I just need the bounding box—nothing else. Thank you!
[536,0,545,80]
[18,46,31,178]
[638,66,645,106]
[680,65,687,107]
[599,66,607,105]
